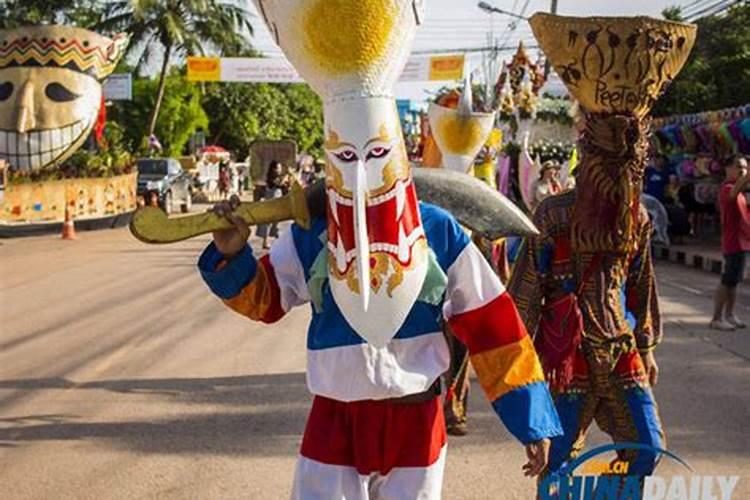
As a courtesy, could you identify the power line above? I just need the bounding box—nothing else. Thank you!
[685,0,741,19]
[498,0,531,50]
[415,31,534,39]
[681,0,717,10]
[411,43,540,55]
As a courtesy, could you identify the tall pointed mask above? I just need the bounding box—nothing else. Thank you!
[530,13,695,252]
[255,0,428,347]
[0,26,128,172]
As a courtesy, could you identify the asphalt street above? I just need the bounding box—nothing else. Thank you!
[0,221,748,499]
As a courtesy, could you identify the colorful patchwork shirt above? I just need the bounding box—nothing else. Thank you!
[509,191,662,356]
[199,202,562,444]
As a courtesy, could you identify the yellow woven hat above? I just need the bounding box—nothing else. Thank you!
[529,13,696,117]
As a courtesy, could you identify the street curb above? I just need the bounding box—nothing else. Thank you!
[653,244,750,280]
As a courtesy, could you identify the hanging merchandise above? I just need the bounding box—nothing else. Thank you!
[652,104,750,156]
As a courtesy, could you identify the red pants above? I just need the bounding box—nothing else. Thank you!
[293,394,447,499]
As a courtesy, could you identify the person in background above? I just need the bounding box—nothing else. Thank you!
[257,160,287,250]
[313,159,326,180]
[644,154,677,203]
[530,161,562,212]
[236,166,245,196]
[711,155,750,331]
[644,154,690,243]
[297,155,316,187]
[218,162,231,200]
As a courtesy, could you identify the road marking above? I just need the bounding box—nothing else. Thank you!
[659,278,704,296]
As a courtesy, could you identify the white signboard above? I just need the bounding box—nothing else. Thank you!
[220,58,303,83]
[188,55,465,83]
[103,73,132,101]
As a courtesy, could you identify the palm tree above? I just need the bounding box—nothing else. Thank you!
[0,0,103,28]
[97,0,253,142]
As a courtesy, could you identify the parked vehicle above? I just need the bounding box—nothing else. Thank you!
[136,158,192,214]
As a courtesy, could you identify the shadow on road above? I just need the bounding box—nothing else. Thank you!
[0,373,312,457]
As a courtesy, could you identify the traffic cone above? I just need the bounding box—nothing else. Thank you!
[62,204,76,240]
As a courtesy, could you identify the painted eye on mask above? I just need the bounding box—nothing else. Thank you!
[366,146,391,160]
[45,82,80,102]
[334,150,359,163]
[0,82,13,101]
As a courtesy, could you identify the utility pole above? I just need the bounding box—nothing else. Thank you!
[544,0,559,78]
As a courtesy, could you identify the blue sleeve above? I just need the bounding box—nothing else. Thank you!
[197,242,257,299]
[492,381,564,444]
[419,202,470,272]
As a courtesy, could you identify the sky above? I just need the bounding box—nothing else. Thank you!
[244,0,686,101]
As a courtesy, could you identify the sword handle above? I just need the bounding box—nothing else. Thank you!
[129,181,311,244]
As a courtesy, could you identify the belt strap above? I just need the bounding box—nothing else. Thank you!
[387,379,441,405]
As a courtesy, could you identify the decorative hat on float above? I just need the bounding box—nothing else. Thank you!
[427,78,496,173]
[0,26,128,172]
[529,13,696,252]
[253,0,428,347]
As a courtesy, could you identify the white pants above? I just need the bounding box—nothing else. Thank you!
[291,446,447,500]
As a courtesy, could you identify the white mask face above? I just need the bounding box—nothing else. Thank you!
[255,0,426,346]
[324,97,427,348]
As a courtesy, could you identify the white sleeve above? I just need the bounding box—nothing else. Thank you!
[268,227,310,312]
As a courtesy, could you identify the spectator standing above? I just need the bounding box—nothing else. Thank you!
[644,155,690,242]
[298,155,317,187]
[530,161,562,212]
[644,155,677,203]
[218,163,231,200]
[711,155,750,331]
[311,159,326,181]
[257,160,287,249]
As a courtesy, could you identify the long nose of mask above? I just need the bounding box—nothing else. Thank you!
[353,158,370,312]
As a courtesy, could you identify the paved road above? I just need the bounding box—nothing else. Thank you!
[0,224,748,499]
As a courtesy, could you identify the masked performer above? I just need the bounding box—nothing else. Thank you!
[0,26,127,172]
[509,13,695,488]
[198,1,561,498]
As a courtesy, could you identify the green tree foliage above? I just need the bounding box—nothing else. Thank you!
[0,0,104,28]
[654,4,750,116]
[202,82,324,159]
[661,5,684,22]
[110,69,208,157]
[97,0,253,138]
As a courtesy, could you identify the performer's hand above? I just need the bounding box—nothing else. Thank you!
[523,439,550,477]
[642,350,659,387]
[210,194,249,259]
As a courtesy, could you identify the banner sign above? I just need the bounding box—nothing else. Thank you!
[186,57,221,82]
[187,55,465,83]
[220,57,303,83]
[103,73,132,100]
[400,54,466,81]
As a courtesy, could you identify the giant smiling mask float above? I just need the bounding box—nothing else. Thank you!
[254,0,427,347]
[427,79,496,173]
[0,26,128,172]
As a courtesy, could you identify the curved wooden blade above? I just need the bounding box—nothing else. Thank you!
[306,169,538,239]
[412,168,538,239]
[130,171,536,245]
[130,181,310,244]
